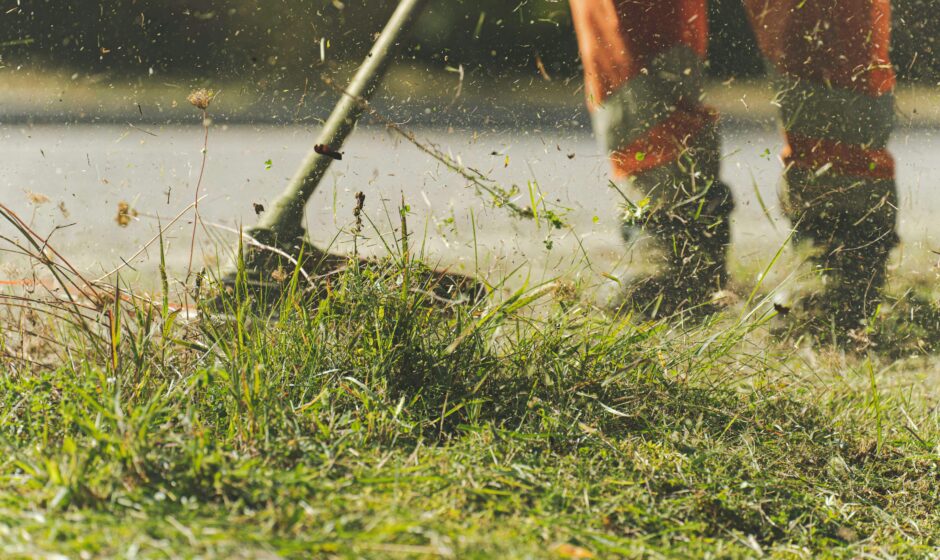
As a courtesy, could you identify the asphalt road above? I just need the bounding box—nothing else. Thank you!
[2,121,938,294]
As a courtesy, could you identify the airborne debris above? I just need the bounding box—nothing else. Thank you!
[115,201,138,227]
[534,52,552,81]
[271,266,288,282]
[26,191,50,205]
[314,144,342,160]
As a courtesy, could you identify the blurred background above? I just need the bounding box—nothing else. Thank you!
[3,0,939,122]
[2,0,940,293]
[4,0,939,88]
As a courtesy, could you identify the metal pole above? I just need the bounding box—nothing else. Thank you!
[245,0,430,247]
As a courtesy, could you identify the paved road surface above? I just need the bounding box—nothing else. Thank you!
[2,122,938,294]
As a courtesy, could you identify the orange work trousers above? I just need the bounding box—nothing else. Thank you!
[569,0,895,183]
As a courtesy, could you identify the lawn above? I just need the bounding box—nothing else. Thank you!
[1,229,939,559]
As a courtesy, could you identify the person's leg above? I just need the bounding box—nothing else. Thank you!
[745,0,897,333]
[569,0,733,316]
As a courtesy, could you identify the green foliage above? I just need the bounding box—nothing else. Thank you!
[1,251,939,557]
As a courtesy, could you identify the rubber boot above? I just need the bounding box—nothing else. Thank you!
[783,168,899,340]
[617,146,735,319]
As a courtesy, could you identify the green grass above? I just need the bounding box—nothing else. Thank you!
[1,241,940,558]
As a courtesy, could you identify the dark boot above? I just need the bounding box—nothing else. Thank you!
[617,152,735,318]
[783,168,899,340]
